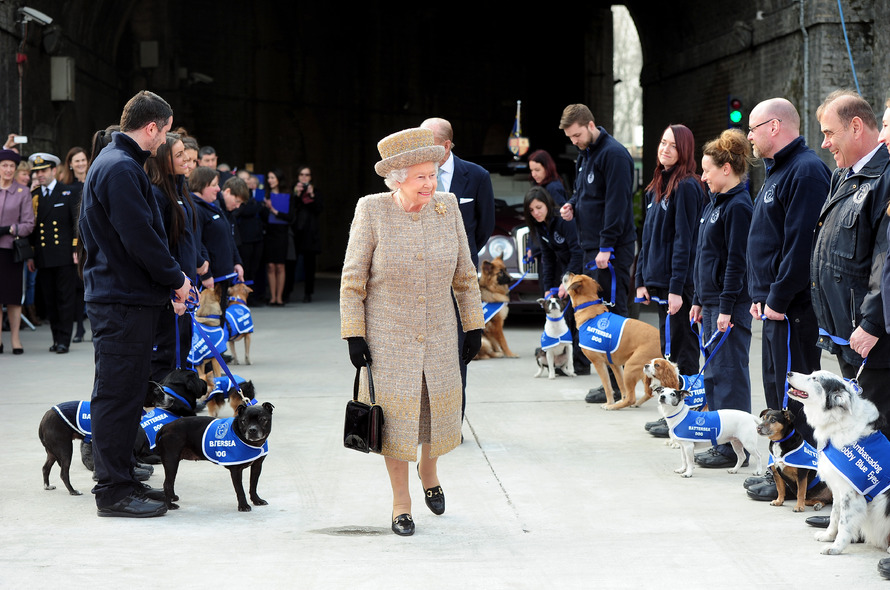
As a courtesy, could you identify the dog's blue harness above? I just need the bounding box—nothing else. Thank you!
[52,401,91,442]
[201,418,268,466]
[210,374,246,400]
[679,374,707,409]
[578,311,627,364]
[821,432,890,502]
[188,323,229,364]
[140,408,179,450]
[541,328,572,350]
[482,301,506,325]
[770,434,822,489]
[668,408,721,445]
[225,302,254,336]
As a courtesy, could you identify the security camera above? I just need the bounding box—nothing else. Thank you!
[19,7,53,26]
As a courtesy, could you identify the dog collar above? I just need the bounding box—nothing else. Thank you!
[546,308,569,321]
[227,297,248,305]
[163,385,194,410]
[775,429,796,444]
[573,299,602,311]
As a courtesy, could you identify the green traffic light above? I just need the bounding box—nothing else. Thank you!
[729,110,743,124]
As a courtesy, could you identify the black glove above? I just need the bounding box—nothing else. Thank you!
[347,337,372,369]
[0,226,10,236]
[462,329,482,364]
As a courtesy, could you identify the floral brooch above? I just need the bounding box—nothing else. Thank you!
[434,201,447,216]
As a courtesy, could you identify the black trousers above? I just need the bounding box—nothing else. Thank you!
[647,284,699,376]
[150,302,192,381]
[837,357,890,440]
[759,301,821,444]
[87,302,161,507]
[39,264,77,347]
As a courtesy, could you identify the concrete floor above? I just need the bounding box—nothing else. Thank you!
[1,277,886,589]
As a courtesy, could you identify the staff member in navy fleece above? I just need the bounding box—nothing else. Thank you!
[558,104,636,403]
[740,98,830,493]
[523,185,587,374]
[79,91,191,518]
[690,129,754,466]
[635,124,703,378]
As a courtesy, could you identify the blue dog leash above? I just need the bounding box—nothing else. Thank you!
[635,295,671,358]
[817,326,867,393]
[509,252,535,291]
[584,255,617,308]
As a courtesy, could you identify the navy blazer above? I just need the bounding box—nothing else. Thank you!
[450,155,495,267]
[30,181,80,268]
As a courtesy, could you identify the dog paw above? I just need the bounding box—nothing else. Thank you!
[792,505,805,513]
[251,496,268,506]
[814,503,825,511]
[44,484,56,491]
[770,500,783,507]
[815,531,835,543]
[548,375,556,380]
[681,473,693,478]
[238,504,253,512]
[674,467,686,474]
[820,545,843,555]
[727,468,739,474]
[69,489,82,496]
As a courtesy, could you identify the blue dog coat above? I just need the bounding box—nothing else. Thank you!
[201,418,268,466]
[821,432,890,501]
[541,329,572,350]
[482,302,506,325]
[210,374,246,400]
[772,439,822,489]
[669,409,720,445]
[578,312,628,363]
[225,303,254,336]
[188,324,229,364]
[140,408,179,450]
[680,375,707,408]
[52,401,91,442]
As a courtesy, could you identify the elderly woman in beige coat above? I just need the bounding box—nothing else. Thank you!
[340,128,484,536]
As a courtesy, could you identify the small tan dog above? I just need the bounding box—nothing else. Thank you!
[225,282,254,366]
[562,273,662,410]
[475,255,518,360]
[193,287,224,383]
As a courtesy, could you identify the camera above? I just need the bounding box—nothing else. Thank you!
[19,7,53,26]
[13,136,27,144]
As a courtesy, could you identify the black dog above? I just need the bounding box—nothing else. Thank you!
[135,369,209,462]
[38,382,167,496]
[156,401,274,512]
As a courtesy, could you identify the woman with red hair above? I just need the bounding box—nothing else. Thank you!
[528,149,568,206]
[635,124,705,388]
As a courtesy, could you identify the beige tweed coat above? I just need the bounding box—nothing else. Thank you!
[340,191,484,461]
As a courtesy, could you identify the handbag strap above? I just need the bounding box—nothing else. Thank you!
[353,361,376,405]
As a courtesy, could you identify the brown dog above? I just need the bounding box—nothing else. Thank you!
[226,282,254,366]
[475,255,518,360]
[562,273,662,409]
[194,287,224,383]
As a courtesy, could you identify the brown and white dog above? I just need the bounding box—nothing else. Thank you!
[643,357,708,411]
[787,370,890,555]
[225,282,254,366]
[562,273,662,409]
[475,255,518,360]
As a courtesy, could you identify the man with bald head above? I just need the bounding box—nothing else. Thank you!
[708,98,830,479]
[812,90,890,434]
[421,117,495,422]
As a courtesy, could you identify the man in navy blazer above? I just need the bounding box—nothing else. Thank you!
[422,117,495,420]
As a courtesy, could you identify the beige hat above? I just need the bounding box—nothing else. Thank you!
[374,128,445,177]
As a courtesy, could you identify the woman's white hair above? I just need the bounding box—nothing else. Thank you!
[383,164,438,191]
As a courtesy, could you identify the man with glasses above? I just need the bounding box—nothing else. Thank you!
[710,100,830,497]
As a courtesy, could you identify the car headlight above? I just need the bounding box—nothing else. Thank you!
[486,236,514,261]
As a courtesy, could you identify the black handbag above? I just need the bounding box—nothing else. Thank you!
[12,236,33,263]
[344,362,384,454]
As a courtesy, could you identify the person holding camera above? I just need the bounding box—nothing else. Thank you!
[293,166,321,303]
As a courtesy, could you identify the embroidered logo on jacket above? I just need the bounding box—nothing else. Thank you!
[201,418,268,465]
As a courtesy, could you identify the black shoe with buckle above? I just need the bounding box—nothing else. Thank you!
[423,486,445,515]
[97,493,167,518]
[391,513,415,536]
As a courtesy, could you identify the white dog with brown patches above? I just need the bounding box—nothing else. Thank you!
[656,386,762,478]
[787,370,890,556]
